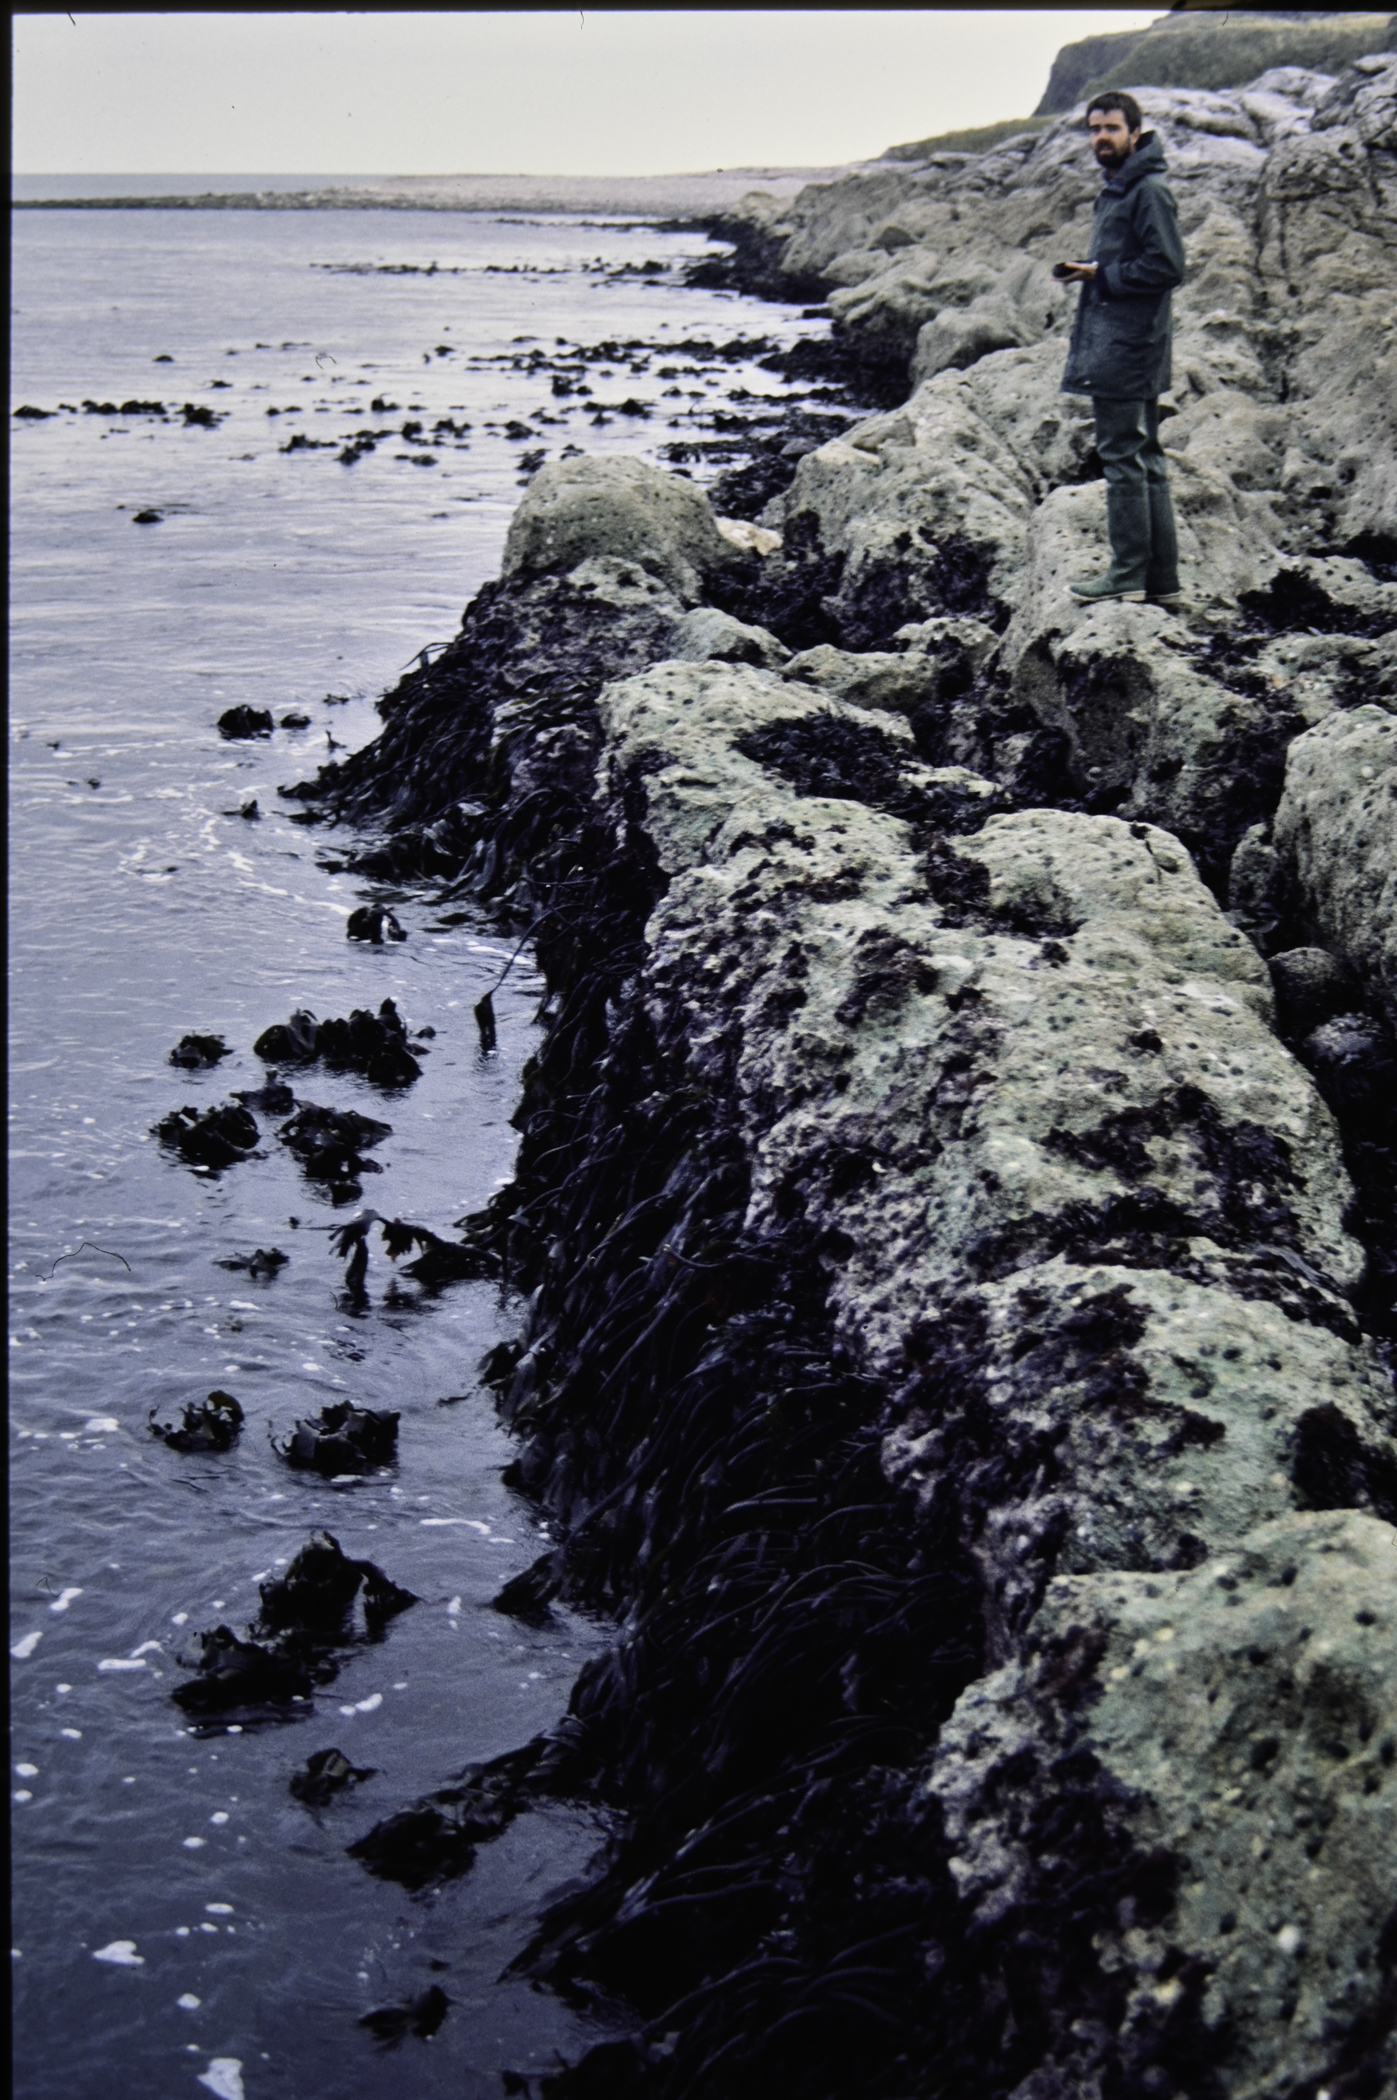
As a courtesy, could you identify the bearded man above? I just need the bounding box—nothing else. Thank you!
[1059,90,1186,606]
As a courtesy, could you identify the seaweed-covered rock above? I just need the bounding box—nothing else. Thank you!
[171,1624,320,1718]
[1273,705,1397,1032]
[347,1737,561,1891]
[231,1077,296,1115]
[217,705,273,740]
[168,1032,229,1069]
[925,1510,1397,2100]
[254,1530,416,1639]
[149,1388,244,1453]
[346,903,407,945]
[273,1400,399,1476]
[501,455,738,604]
[253,998,422,1087]
[276,1102,391,1202]
[153,1101,259,1172]
[289,1746,376,1808]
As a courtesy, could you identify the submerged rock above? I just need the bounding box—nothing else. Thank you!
[171,1624,319,1717]
[214,1245,289,1277]
[346,903,407,944]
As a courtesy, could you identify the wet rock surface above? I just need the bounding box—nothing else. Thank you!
[283,52,1397,2098]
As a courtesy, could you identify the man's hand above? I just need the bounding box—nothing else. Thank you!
[1057,261,1098,284]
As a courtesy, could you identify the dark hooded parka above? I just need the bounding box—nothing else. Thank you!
[1062,130,1186,399]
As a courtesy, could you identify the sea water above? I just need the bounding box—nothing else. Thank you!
[9,201,825,2099]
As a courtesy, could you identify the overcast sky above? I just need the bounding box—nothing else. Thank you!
[13,10,1162,176]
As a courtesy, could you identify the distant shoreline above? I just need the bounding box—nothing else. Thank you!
[11,168,858,217]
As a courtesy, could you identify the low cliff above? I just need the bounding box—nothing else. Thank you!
[288,50,1397,2100]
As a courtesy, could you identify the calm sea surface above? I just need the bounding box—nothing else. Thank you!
[9,203,821,2100]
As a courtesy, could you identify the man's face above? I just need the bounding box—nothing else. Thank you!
[1088,110,1139,168]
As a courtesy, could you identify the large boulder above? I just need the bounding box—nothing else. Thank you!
[501,455,737,604]
[926,1509,1397,2100]
[910,254,1070,386]
[1273,704,1397,1031]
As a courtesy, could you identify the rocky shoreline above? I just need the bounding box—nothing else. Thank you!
[286,55,1397,2100]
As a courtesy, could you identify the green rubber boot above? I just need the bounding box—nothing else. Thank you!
[1070,487,1149,603]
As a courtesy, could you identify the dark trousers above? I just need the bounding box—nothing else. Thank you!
[1092,395,1180,594]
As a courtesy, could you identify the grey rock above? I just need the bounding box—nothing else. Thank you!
[909,254,1069,386]
[501,455,737,604]
[1273,705,1397,1032]
[1267,945,1351,1037]
[668,606,789,670]
[925,1510,1397,2100]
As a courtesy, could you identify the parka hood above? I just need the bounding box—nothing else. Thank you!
[1101,131,1168,193]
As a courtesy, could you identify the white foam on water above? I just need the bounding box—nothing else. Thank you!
[61,1727,82,1739]
[50,1587,85,1612]
[92,1939,144,1965]
[98,1657,147,1672]
[15,1763,39,1778]
[83,1418,120,1434]
[205,1903,233,1915]
[10,1632,42,1659]
[178,1993,202,2010]
[353,1693,382,1713]
[129,1641,165,1658]
[198,2061,244,2100]
[183,1836,207,1850]
[210,1811,230,1825]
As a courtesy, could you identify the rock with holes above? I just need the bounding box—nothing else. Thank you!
[668,605,789,670]
[882,1256,1396,1661]
[501,456,738,606]
[596,665,1365,1382]
[828,250,1003,368]
[924,1509,1397,2100]
[590,662,1392,1687]
[764,370,1036,647]
[1272,705,1397,1033]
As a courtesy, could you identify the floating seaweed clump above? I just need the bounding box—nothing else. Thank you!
[171,1531,416,1726]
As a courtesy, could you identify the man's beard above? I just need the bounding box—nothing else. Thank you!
[1095,140,1130,169]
